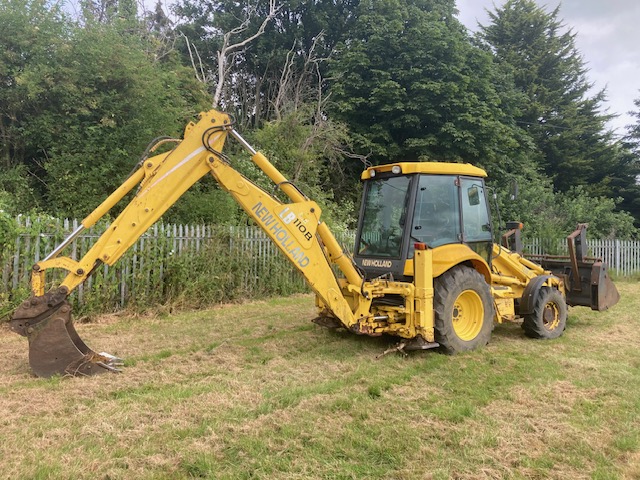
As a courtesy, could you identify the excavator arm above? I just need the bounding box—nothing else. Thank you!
[10,109,367,377]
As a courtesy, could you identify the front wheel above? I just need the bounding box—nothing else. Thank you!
[433,266,495,354]
[522,287,567,339]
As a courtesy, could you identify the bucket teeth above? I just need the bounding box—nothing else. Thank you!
[10,291,123,378]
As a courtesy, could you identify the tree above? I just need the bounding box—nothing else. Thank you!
[625,95,640,156]
[619,95,640,221]
[0,0,72,211]
[172,0,365,212]
[0,0,66,170]
[178,0,280,109]
[479,0,624,195]
[494,162,637,241]
[173,0,360,127]
[19,21,210,217]
[78,0,136,25]
[328,0,524,172]
[249,108,356,229]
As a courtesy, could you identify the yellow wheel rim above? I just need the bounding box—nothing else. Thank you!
[452,290,484,341]
[542,301,561,331]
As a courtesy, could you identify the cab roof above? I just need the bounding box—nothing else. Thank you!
[361,162,488,180]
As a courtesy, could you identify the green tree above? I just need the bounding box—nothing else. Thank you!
[0,0,216,217]
[494,163,637,241]
[171,0,367,213]
[618,95,640,222]
[625,95,640,156]
[78,0,136,25]
[328,0,523,172]
[479,0,627,196]
[23,23,210,217]
[173,0,360,127]
[0,165,39,214]
[249,109,356,229]
[0,0,70,210]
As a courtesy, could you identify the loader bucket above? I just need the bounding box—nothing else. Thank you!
[10,288,123,378]
[526,224,620,312]
[590,262,620,311]
[529,257,620,311]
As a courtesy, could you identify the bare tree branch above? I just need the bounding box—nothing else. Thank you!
[273,40,297,120]
[213,0,280,108]
[296,32,325,111]
[181,32,206,84]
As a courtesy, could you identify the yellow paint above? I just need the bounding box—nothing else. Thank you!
[207,157,359,327]
[452,290,484,340]
[413,249,435,341]
[402,244,492,282]
[28,107,568,346]
[491,243,564,296]
[492,295,516,324]
[361,162,487,180]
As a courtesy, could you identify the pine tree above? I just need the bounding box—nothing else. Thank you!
[479,0,621,195]
[619,95,640,221]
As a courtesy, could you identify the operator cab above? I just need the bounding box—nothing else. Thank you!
[354,162,493,281]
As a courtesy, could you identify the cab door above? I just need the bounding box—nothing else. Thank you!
[460,177,493,265]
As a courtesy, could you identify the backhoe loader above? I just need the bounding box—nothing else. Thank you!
[10,109,620,377]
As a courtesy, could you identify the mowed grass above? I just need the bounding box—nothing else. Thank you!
[0,284,639,480]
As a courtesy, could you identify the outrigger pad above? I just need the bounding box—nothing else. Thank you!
[11,290,123,378]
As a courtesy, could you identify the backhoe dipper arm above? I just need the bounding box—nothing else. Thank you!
[11,109,364,378]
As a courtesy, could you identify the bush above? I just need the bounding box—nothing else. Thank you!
[161,229,307,309]
[491,166,638,241]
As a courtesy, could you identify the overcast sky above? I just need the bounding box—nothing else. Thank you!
[456,0,640,135]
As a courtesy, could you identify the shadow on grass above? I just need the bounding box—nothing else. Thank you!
[491,322,525,340]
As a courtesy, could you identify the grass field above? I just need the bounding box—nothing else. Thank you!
[1,283,639,479]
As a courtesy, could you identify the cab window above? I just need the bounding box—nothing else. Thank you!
[411,175,461,248]
[460,178,492,243]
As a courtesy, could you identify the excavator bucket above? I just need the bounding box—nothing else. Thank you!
[10,288,123,378]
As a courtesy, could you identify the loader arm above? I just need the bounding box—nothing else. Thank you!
[11,109,366,377]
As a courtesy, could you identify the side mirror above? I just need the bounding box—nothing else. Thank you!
[468,186,480,206]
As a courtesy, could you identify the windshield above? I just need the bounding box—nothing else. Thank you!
[357,176,411,258]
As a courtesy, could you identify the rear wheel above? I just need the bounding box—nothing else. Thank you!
[522,287,567,339]
[434,266,494,354]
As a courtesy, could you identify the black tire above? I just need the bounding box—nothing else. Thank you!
[522,287,567,339]
[433,266,495,354]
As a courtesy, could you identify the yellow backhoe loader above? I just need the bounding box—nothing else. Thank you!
[9,109,620,377]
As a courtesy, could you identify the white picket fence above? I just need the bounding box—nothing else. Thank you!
[1,217,319,309]
[1,216,638,311]
[525,237,640,277]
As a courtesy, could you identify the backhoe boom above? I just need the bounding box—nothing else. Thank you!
[10,109,366,377]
